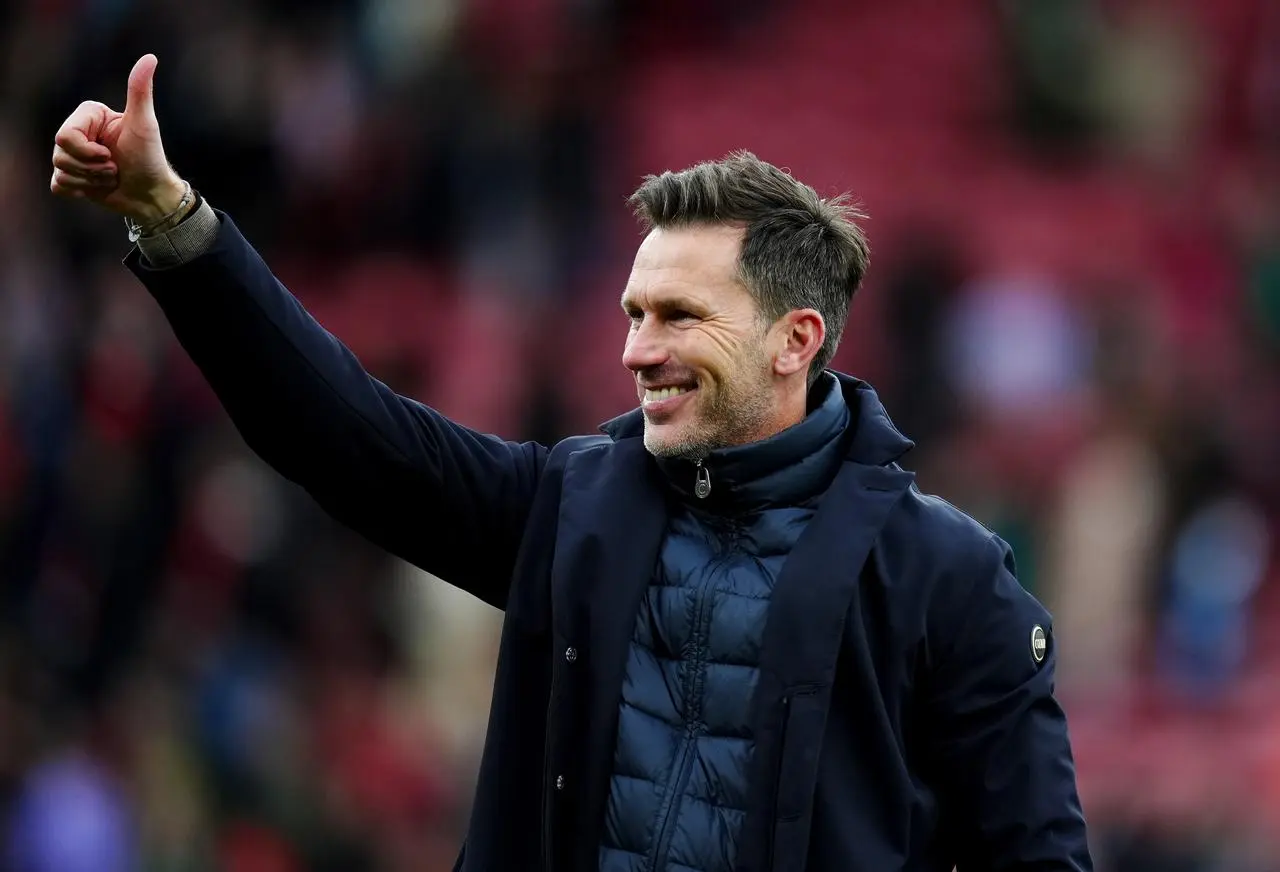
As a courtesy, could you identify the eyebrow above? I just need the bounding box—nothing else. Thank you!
[620,293,706,315]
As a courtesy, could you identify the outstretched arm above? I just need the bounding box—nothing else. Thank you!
[51,54,544,608]
[133,206,545,608]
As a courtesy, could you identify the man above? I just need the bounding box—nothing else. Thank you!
[50,55,1093,872]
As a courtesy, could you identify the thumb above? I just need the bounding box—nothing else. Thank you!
[123,54,159,126]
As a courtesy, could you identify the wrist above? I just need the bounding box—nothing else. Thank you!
[125,177,196,241]
[128,175,189,226]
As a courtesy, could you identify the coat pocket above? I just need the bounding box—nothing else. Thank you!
[768,685,828,871]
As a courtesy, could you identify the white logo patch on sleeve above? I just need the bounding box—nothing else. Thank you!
[1031,625,1047,663]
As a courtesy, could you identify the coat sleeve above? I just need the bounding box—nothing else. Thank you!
[924,534,1093,871]
[125,211,546,610]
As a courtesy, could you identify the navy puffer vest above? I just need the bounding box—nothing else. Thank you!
[598,374,850,872]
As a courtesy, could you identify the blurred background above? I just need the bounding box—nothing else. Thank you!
[1,0,1279,868]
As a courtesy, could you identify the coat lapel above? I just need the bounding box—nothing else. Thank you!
[761,461,913,688]
[549,436,668,867]
[737,459,914,872]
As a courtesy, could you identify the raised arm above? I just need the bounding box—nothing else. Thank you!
[50,54,545,609]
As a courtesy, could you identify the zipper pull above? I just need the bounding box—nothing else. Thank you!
[694,459,712,499]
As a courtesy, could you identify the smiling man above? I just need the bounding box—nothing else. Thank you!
[50,55,1093,872]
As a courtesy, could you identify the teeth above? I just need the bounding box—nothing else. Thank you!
[644,386,690,403]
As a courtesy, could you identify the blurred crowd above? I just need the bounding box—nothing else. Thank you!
[1,0,1279,869]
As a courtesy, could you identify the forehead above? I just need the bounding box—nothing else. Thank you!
[621,225,753,310]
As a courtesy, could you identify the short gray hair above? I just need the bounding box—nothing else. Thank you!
[628,151,870,384]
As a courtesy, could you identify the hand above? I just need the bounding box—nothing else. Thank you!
[50,54,189,228]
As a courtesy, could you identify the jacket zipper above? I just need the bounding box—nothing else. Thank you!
[694,459,712,499]
[646,553,720,871]
[647,724,699,872]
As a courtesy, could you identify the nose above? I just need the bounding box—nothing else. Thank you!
[621,317,668,373]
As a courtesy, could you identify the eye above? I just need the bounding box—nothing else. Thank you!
[669,309,697,323]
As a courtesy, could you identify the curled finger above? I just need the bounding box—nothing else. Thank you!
[50,168,115,195]
[52,166,116,188]
[53,129,112,162]
[50,172,85,199]
[53,104,114,162]
[52,146,116,178]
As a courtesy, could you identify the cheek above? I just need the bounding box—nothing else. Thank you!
[689,330,747,372]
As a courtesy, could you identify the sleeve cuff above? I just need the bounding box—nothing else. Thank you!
[135,198,220,268]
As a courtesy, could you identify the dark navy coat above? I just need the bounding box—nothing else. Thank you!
[126,213,1093,872]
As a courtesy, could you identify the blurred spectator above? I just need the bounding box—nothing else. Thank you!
[5,750,137,872]
[1040,287,1172,702]
[997,0,1108,154]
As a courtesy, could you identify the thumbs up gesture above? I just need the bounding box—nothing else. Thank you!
[50,54,189,228]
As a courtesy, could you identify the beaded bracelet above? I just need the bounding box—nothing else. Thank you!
[124,180,194,243]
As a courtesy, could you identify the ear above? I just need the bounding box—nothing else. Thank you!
[771,309,825,379]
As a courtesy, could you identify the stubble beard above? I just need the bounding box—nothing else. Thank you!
[643,363,774,460]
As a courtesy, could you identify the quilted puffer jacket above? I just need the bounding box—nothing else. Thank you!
[598,375,850,872]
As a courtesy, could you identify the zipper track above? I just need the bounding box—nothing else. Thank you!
[645,537,727,872]
[647,725,698,872]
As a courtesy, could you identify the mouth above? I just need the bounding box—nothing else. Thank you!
[640,383,697,415]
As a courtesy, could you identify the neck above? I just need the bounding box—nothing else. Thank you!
[753,379,809,442]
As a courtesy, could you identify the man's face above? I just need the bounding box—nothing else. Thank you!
[621,224,780,459]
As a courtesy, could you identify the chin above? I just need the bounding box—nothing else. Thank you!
[642,427,678,458]
[643,426,685,459]
[643,422,711,460]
